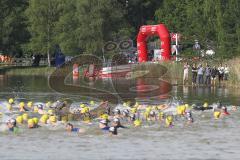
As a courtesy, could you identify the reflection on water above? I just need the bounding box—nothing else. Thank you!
[0,75,240,105]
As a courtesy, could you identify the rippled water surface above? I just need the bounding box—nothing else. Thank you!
[0,76,240,160]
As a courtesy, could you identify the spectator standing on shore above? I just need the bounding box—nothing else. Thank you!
[211,66,218,86]
[205,64,211,85]
[224,64,229,80]
[218,64,224,85]
[191,63,198,86]
[197,64,204,85]
[183,62,190,85]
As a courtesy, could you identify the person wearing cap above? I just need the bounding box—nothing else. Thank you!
[6,118,18,133]
[185,111,194,124]
[220,106,230,116]
[112,118,126,129]
[99,119,110,131]
[66,123,83,133]
[113,109,121,119]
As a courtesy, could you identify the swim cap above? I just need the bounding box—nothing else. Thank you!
[203,102,208,108]
[48,109,54,115]
[90,101,95,105]
[28,119,34,125]
[19,102,25,108]
[114,109,121,114]
[22,113,28,121]
[214,111,221,119]
[113,118,120,123]
[49,116,57,123]
[123,102,127,107]
[8,118,16,126]
[8,98,14,104]
[6,104,12,111]
[100,119,107,125]
[61,116,68,122]
[37,104,44,110]
[146,106,152,113]
[166,115,173,126]
[130,107,137,114]
[134,119,142,127]
[80,104,85,108]
[27,101,33,108]
[40,114,49,124]
[33,117,39,125]
[33,106,39,113]
[101,114,109,120]
[16,115,23,124]
[46,101,52,107]
[185,104,189,108]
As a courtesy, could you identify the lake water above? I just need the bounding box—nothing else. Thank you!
[0,75,240,160]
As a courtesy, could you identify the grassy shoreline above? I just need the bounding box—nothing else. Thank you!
[2,66,55,76]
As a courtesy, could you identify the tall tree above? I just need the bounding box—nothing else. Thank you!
[25,0,61,65]
[75,0,131,56]
[0,0,29,56]
[54,0,81,56]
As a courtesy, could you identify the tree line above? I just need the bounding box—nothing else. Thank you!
[0,0,239,62]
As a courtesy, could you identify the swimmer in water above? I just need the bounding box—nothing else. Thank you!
[28,119,36,129]
[112,118,126,129]
[231,106,237,111]
[6,118,18,132]
[149,110,157,121]
[185,111,194,124]
[99,119,110,131]
[165,115,174,127]
[113,109,121,119]
[65,123,83,133]
[221,106,230,116]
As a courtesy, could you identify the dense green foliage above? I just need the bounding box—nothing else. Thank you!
[0,0,240,62]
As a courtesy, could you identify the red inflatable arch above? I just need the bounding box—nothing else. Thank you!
[137,24,171,62]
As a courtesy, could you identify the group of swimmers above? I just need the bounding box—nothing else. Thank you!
[1,98,238,136]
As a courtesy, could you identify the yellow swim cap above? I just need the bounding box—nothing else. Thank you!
[123,102,127,107]
[203,102,208,108]
[185,104,189,108]
[33,117,39,125]
[166,115,173,126]
[81,106,89,114]
[6,104,12,111]
[49,116,57,123]
[80,104,85,108]
[8,98,14,104]
[214,111,221,119]
[47,109,54,115]
[45,101,51,108]
[61,116,68,122]
[90,100,95,105]
[22,113,28,121]
[40,114,49,124]
[134,119,142,127]
[146,106,152,113]
[28,119,34,125]
[101,114,109,120]
[27,101,33,108]
[33,106,39,113]
[19,102,25,108]
[131,107,137,114]
[16,115,23,124]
